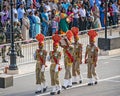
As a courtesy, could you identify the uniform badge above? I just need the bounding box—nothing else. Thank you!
[40,52,43,55]
[54,53,57,57]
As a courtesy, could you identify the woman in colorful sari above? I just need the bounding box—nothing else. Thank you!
[59,8,69,34]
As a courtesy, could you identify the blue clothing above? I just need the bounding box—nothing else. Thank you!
[62,3,71,12]
[17,8,25,20]
[99,6,105,27]
[41,12,49,36]
[28,15,36,38]
[89,0,95,7]
[34,16,41,36]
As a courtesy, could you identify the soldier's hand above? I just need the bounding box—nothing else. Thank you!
[84,59,87,64]
[80,61,82,64]
[94,63,97,67]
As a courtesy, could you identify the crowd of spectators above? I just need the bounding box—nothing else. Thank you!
[0,0,120,41]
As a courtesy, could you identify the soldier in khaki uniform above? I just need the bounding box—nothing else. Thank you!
[49,34,62,95]
[59,30,74,89]
[84,30,99,85]
[0,27,8,63]
[7,22,24,58]
[71,27,82,84]
[34,34,47,94]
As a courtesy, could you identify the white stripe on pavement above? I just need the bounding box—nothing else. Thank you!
[38,75,120,96]
[106,80,120,83]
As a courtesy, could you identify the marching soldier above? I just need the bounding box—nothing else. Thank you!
[84,30,99,85]
[34,33,47,94]
[49,34,62,95]
[71,27,82,84]
[59,30,74,89]
[0,27,8,63]
[7,22,24,57]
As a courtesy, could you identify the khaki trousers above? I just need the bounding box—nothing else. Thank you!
[50,64,60,86]
[36,62,45,84]
[72,60,80,76]
[64,64,72,79]
[87,63,97,78]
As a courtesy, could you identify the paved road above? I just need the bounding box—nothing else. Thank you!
[0,55,120,96]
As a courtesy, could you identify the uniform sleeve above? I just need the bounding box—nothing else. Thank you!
[94,47,98,63]
[49,51,52,60]
[86,45,89,53]
[33,50,37,60]
[58,52,61,60]
[44,50,47,58]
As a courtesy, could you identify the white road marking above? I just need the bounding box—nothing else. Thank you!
[14,72,34,79]
[106,80,120,83]
[37,75,120,96]
[104,62,109,64]
[110,59,120,61]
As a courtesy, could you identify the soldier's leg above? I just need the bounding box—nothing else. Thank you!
[67,65,72,87]
[54,71,61,94]
[7,46,11,55]
[72,62,78,84]
[76,61,82,83]
[91,65,98,84]
[17,43,24,57]
[87,63,93,85]
[2,46,8,63]
[41,71,47,92]
[36,68,41,84]
[50,65,56,95]
[35,68,42,94]
[62,65,70,89]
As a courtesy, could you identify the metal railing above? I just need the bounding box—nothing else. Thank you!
[0,25,120,69]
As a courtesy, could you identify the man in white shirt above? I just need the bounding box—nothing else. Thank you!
[79,5,87,31]
[72,4,79,27]
[49,0,58,10]
[112,1,119,25]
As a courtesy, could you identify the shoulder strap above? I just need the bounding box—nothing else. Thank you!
[65,49,74,62]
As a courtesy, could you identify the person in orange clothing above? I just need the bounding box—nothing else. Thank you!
[34,33,47,94]
[71,27,83,84]
[49,34,62,95]
[59,30,74,89]
[84,30,99,86]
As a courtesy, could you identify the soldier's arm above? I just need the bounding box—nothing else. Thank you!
[16,29,24,40]
[33,50,37,60]
[94,47,98,66]
[49,51,52,60]
[57,52,62,64]
[43,50,47,64]
[85,45,89,63]
[79,44,82,64]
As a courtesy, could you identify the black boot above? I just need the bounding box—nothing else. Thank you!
[2,59,8,63]
[35,90,41,94]
[79,80,82,84]
[43,87,47,93]
[50,92,56,95]
[94,81,98,84]
[20,54,24,58]
[57,90,60,94]
[62,86,67,89]
[88,83,93,86]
